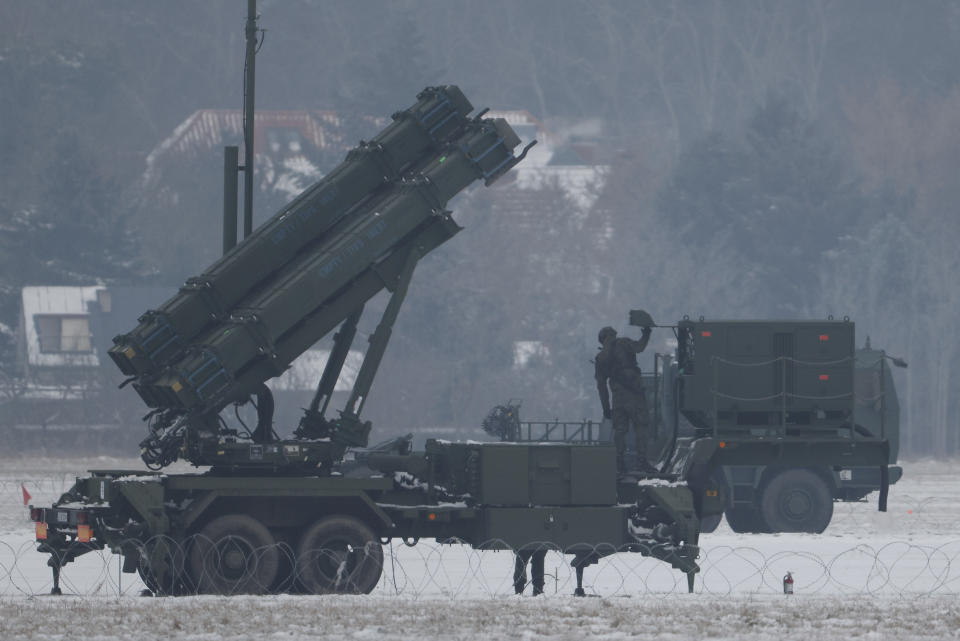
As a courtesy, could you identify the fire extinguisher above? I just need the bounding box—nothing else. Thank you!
[783,571,794,594]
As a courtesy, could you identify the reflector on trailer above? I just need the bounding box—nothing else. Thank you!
[35,522,47,540]
[77,525,92,543]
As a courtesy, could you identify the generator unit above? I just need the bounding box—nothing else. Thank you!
[675,319,866,439]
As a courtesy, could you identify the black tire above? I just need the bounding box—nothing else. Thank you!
[189,514,279,594]
[136,538,189,595]
[759,469,834,533]
[699,512,722,533]
[724,507,770,533]
[296,516,383,594]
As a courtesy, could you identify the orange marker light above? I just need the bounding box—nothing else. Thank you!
[35,522,48,540]
[819,374,830,381]
[77,524,92,543]
[702,331,712,337]
[718,441,726,448]
[427,513,437,521]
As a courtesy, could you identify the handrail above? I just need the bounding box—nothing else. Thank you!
[515,420,603,443]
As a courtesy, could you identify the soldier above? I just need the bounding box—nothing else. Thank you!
[513,547,547,595]
[595,324,656,474]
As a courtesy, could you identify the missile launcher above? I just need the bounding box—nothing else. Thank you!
[108,86,534,470]
[141,117,521,413]
[109,86,474,379]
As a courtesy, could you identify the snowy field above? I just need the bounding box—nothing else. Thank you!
[1,457,959,640]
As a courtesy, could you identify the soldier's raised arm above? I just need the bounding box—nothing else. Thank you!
[629,326,653,353]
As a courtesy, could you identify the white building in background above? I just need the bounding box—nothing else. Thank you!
[19,286,106,372]
[7,285,362,434]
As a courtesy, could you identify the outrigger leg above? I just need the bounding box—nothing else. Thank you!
[574,565,586,597]
[50,561,62,596]
[572,552,596,597]
[686,571,695,594]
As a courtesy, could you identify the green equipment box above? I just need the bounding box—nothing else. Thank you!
[676,319,855,433]
[426,440,617,506]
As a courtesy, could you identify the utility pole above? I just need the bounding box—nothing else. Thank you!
[242,0,258,240]
[223,0,260,256]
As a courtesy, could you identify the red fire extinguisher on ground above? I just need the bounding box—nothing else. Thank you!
[783,571,794,594]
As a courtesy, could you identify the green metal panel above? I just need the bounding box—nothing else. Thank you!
[528,446,571,505]
[570,447,617,504]
[116,480,169,534]
[159,479,395,530]
[436,442,617,507]
[710,439,889,467]
[480,445,529,505]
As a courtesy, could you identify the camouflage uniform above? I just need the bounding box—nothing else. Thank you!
[595,326,652,472]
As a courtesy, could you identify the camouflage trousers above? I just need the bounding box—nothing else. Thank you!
[611,386,650,465]
[513,549,546,594]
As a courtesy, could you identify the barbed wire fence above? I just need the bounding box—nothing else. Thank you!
[3,536,960,598]
[3,477,960,599]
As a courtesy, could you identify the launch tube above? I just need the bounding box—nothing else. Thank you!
[109,86,473,378]
[138,118,522,412]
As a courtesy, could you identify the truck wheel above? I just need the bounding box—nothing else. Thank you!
[724,507,769,533]
[699,513,722,533]
[759,469,833,533]
[137,539,189,595]
[189,514,280,594]
[296,516,383,594]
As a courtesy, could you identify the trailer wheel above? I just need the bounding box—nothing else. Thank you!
[296,516,383,594]
[759,469,833,533]
[724,507,769,533]
[189,514,279,594]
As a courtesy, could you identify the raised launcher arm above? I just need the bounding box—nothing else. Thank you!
[110,86,473,379]
[112,87,535,472]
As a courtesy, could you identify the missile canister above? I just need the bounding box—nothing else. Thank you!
[109,85,474,379]
[139,117,523,412]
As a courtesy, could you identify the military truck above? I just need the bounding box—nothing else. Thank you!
[687,335,905,533]
[496,317,904,535]
[657,318,902,534]
[28,85,894,597]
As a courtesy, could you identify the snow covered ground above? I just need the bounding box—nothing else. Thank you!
[1,457,959,640]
